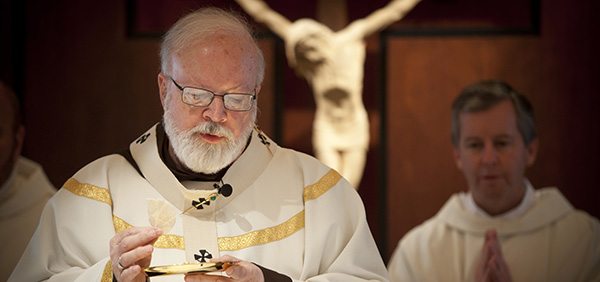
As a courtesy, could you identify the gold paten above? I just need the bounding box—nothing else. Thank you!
[144,261,235,277]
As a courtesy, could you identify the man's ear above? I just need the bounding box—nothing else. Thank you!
[158,72,168,110]
[255,84,262,95]
[12,125,25,163]
[526,138,539,167]
[453,146,463,171]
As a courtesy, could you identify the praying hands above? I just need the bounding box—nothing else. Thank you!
[476,229,513,282]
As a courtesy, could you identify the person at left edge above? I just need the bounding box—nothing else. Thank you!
[0,80,56,282]
[8,7,390,282]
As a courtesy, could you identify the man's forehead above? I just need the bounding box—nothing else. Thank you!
[462,134,515,141]
[460,101,517,119]
[171,54,258,91]
[176,34,257,61]
[459,105,520,134]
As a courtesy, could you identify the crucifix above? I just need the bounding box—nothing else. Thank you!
[236,0,420,189]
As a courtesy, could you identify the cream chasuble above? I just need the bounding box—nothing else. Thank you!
[388,189,600,282]
[9,123,389,282]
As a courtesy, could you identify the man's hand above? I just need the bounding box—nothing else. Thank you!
[475,229,512,282]
[110,226,163,282]
[185,255,264,282]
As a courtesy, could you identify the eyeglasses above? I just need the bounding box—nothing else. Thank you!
[169,77,256,111]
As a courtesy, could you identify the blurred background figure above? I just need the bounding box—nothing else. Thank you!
[388,80,600,282]
[0,80,56,282]
[236,0,421,189]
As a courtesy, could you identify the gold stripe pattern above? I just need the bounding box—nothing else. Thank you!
[101,260,112,282]
[63,178,112,205]
[155,234,186,250]
[112,215,129,234]
[218,210,305,251]
[113,215,185,250]
[64,170,339,253]
[217,169,338,251]
[63,178,185,249]
[304,169,342,202]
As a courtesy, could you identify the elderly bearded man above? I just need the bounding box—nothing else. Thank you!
[9,7,389,282]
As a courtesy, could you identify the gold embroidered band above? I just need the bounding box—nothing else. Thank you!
[63,178,184,250]
[101,260,113,282]
[304,169,342,202]
[61,169,340,252]
[218,210,305,251]
[218,169,339,251]
[113,215,185,250]
[63,178,112,205]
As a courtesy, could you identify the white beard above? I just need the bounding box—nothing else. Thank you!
[162,106,256,175]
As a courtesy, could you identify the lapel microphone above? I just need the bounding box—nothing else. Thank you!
[214,180,233,197]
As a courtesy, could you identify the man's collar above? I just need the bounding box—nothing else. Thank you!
[459,179,536,219]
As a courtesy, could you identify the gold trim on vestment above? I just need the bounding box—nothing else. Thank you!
[63,169,340,252]
[112,211,307,252]
[112,215,128,234]
[218,210,305,251]
[218,169,340,251]
[63,178,112,205]
[101,260,112,282]
[113,215,185,250]
[155,234,186,249]
[304,169,342,202]
[62,180,185,250]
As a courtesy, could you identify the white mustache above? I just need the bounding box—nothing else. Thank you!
[191,122,234,140]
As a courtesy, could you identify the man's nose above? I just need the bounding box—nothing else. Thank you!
[202,96,227,123]
[482,144,498,165]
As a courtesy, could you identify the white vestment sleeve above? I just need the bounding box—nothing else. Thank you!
[9,179,116,282]
[298,177,389,282]
[387,240,416,282]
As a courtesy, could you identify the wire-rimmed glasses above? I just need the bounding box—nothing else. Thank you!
[169,77,256,111]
